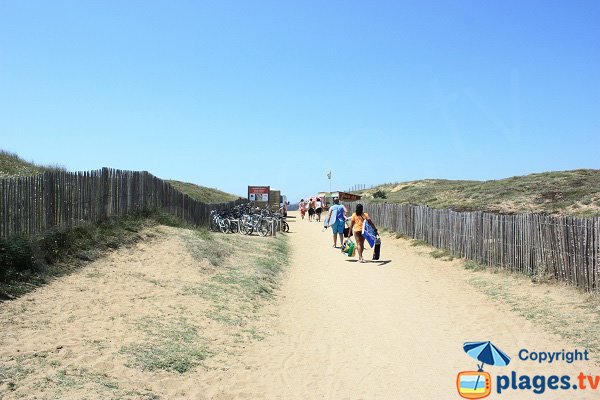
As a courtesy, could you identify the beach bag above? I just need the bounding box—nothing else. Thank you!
[343,220,351,238]
[348,241,356,257]
[341,239,349,253]
[342,238,356,257]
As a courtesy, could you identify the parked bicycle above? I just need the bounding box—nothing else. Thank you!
[209,203,289,236]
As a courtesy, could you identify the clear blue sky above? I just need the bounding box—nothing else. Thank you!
[1,1,599,202]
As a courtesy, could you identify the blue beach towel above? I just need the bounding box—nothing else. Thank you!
[362,220,377,248]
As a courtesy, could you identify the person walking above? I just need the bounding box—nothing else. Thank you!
[308,198,315,221]
[315,197,323,222]
[325,197,347,248]
[347,203,378,263]
[299,199,307,220]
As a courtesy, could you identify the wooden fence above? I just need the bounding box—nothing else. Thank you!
[0,168,246,237]
[344,202,600,291]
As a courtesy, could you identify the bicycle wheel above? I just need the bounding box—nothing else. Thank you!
[240,216,252,235]
[219,219,231,233]
[258,219,270,236]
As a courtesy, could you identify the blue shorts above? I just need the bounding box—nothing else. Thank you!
[332,220,345,235]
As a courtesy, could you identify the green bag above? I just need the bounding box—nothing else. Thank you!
[343,239,356,257]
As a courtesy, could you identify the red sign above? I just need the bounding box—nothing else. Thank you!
[248,186,270,202]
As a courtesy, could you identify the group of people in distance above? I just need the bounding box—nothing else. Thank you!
[325,198,378,263]
[298,197,378,263]
[298,197,323,222]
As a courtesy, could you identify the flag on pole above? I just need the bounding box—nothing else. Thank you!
[327,171,331,180]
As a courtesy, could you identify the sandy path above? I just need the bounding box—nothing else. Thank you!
[1,214,597,399]
[206,212,597,399]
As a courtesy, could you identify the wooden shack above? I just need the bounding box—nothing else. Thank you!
[321,191,362,209]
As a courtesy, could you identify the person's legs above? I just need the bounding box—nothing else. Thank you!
[332,220,342,247]
[359,237,366,261]
[354,231,365,262]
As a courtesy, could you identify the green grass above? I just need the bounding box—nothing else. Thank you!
[0,149,66,177]
[167,180,241,204]
[183,229,235,267]
[242,328,266,341]
[464,260,487,271]
[0,354,154,399]
[430,249,455,261]
[356,169,600,217]
[181,230,290,333]
[0,361,34,391]
[201,237,288,326]
[121,317,211,373]
[50,367,120,390]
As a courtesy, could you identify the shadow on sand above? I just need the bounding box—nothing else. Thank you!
[345,259,391,266]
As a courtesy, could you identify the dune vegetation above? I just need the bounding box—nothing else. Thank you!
[357,169,600,217]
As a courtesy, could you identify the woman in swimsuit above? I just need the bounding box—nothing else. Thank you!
[347,203,378,263]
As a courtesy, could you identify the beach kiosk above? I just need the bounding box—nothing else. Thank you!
[321,191,362,209]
